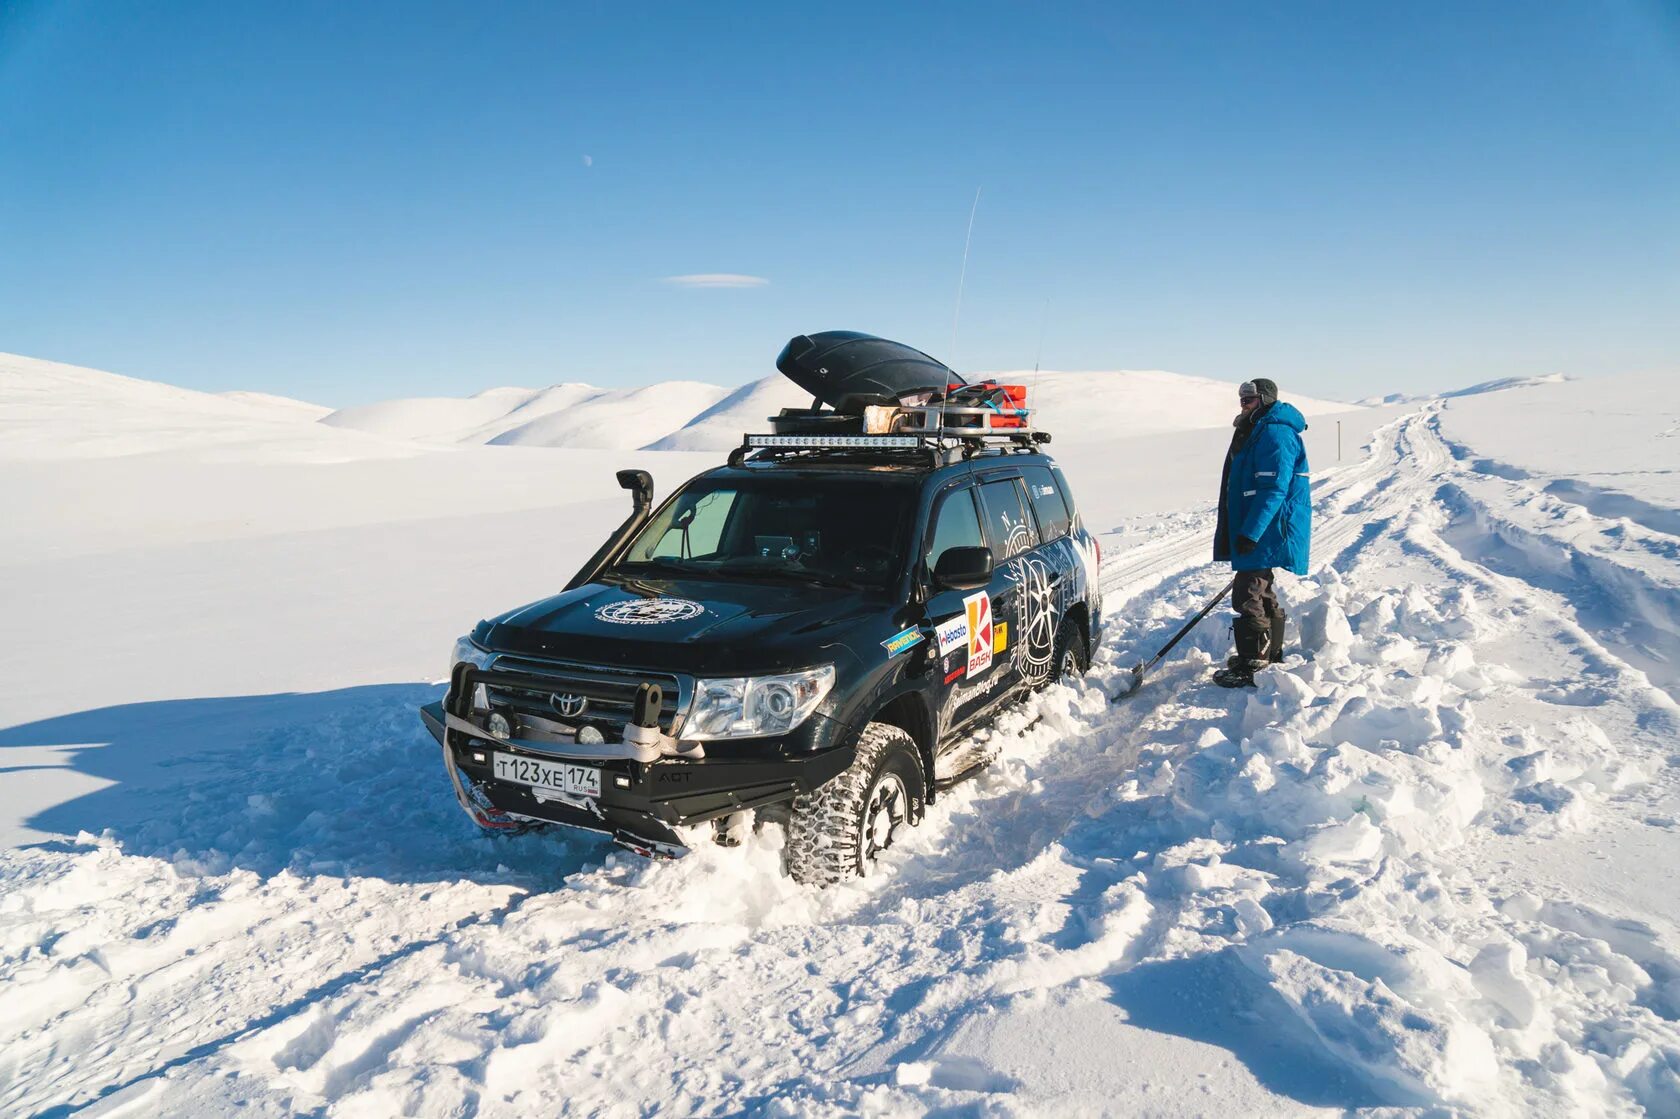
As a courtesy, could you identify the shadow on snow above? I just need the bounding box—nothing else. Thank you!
[0,684,601,886]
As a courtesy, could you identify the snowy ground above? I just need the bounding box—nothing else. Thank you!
[3,357,1678,1116]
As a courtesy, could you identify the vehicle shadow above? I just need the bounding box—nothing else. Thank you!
[1102,950,1391,1109]
[0,684,602,885]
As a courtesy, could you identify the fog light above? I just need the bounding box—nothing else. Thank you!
[613,775,631,789]
[487,712,512,739]
[577,725,605,745]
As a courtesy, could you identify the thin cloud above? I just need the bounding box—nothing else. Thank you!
[661,273,769,289]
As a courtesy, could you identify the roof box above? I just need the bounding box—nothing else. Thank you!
[776,331,963,414]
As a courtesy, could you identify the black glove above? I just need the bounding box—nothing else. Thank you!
[1236,536,1257,555]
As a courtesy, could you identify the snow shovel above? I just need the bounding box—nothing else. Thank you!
[1120,576,1237,698]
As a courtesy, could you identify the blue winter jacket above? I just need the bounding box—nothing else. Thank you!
[1215,402,1312,575]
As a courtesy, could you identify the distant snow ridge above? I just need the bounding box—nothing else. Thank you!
[321,381,733,450]
[489,382,732,450]
[2,347,1365,460]
[972,369,1353,442]
[330,369,1360,451]
[217,391,333,420]
[643,376,811,451]
[0,351,360,461]
[1442,373,1570,398]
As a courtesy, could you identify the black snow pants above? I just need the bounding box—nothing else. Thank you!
[1230,568,1284,663]
[1232,569,1279,627]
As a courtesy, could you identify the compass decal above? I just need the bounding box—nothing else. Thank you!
[594,597,705,625]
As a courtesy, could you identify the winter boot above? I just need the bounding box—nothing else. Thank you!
[1268,609,1287,664]
[1214,618,1270,688]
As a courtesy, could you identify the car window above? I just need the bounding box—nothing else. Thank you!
[925,487,984,571]
[615,477,915,588]
[1020,464,1070,541]
[643,489,736,558]
[977,478,1039,559]
[1050,464,1079,526]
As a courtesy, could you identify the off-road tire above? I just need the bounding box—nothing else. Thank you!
[1041,618,1088,689]
[785,723,925,886]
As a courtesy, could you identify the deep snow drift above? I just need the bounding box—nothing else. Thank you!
[2,355,1678,1117]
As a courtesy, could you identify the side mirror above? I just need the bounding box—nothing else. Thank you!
[932,546,993,591]
[616,469,653,516]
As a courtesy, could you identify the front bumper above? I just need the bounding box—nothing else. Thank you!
[419,700,854,856]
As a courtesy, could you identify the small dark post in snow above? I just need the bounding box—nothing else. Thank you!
[1338,420,1342,462]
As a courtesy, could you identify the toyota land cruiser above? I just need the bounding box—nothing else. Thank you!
[421,332,1103,884]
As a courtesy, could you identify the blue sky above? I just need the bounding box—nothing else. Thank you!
[2,1,1677,407]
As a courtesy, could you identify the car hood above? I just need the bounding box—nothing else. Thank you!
[478,577,898,677]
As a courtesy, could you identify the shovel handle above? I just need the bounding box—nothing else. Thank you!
[1133,576,1237,685]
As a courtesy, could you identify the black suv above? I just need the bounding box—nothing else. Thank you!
[420,333,1103,884]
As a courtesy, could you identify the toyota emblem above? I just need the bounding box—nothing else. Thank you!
[550,693,589,718]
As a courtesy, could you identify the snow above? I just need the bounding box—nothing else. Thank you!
[0,351,401,462]
[217,390,335,420]
[3,354,1679,1117]
[318,365,1357,452]
[644,375,813,451]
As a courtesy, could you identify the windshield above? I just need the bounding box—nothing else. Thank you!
[610,476,916,590]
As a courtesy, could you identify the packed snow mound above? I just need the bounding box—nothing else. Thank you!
[0,350,356,461]
[643,375,811,451]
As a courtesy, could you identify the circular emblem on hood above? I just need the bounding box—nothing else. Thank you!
[594,597,705,625]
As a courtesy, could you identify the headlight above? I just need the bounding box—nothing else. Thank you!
[449,633,496,680]
[684,665,835,741]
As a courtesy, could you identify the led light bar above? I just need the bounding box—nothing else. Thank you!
[746,434,923,449]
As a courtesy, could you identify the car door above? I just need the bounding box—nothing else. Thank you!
[919,480,998,736]
[970,473,1041,704]
[1016,462,1083,683]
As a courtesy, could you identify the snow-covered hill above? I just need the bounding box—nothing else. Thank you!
[643,375,813,451]
[325,368,1359,451]
[0,351,366,460]
[5,349,1359,459]
[3,359,1677,1116]
[487,382,732,450]
[217,390,334,420]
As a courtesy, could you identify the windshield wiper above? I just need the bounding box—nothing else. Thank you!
[711,561,872,590]
[610,557,697,578]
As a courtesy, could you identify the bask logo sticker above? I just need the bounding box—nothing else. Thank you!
[963,591,993,679]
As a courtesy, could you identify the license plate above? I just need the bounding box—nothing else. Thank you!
[492,752,601,799]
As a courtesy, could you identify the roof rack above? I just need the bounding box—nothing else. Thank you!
[727,422,1051,469]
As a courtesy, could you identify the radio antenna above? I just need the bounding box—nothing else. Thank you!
[1031,297,1050,404]
[939,186,981,441]
[948,186,982,372]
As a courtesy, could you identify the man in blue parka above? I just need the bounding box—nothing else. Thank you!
[1213,378,1311,687]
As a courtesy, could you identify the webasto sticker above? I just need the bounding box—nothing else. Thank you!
[964,591,993,678]
[881,627,925,656]
[594,597,704,625]
[935,614,969,656]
